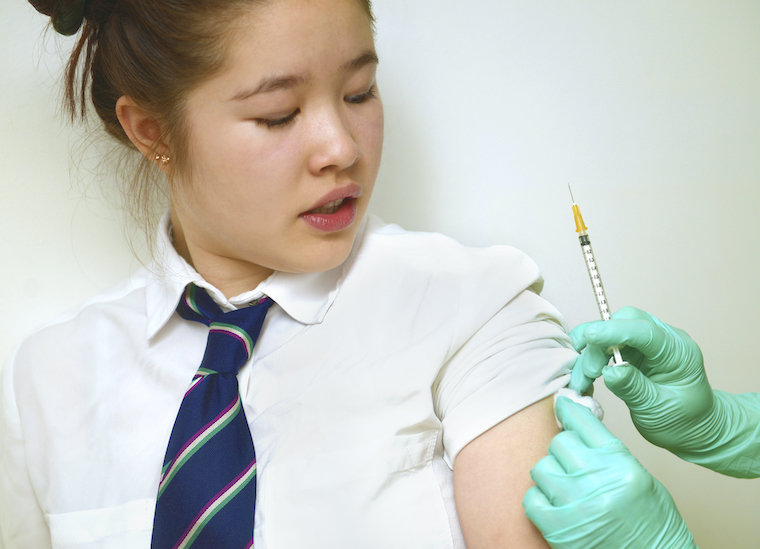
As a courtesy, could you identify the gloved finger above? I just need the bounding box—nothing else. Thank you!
[583,318,671,366]
[568,358,594,394]
[554,396,619,450]
[602,363,661,411]
[523,485,551,511]
[571,342,609,388]
[529,455,576,506]
[609,305,651,321]
[546,427,602,476]
[522,486,556,533]
[524,485,589,544]
[670,325,702,360]
[569,320,604,352]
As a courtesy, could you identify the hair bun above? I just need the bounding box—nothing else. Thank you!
[28,0,89,36]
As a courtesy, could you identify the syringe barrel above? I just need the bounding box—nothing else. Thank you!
[578,234,612,321]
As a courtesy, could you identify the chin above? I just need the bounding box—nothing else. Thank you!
[295,241,355,274]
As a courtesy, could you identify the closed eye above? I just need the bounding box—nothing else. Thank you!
[255,109,300,129]
[345,86,378,105]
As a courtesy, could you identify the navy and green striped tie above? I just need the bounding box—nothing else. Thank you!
[151,283,272,549]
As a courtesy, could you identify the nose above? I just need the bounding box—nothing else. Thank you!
[307,106,360,175]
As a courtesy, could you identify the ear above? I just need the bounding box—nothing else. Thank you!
[116,96,171,170]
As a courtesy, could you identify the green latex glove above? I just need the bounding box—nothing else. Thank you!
[570,306,760,478]
[523,397,696,549]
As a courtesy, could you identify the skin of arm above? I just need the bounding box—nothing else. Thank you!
[453,396,557,548]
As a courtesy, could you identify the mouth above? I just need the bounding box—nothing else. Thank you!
[299,183,362,232]
[305,197,353,215]
[302,183,362,216]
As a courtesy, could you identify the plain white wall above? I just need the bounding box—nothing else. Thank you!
[2,1,759,547]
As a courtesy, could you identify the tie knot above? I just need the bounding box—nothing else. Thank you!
[176,284,224,325]
[177,284,273,375]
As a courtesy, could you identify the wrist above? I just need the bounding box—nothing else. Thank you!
[671,391,760,478]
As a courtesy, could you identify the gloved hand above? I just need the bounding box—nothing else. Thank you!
[523,397,696,549]
[569,306,760,478]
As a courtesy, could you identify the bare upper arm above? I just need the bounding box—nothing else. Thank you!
[453,396,558,548]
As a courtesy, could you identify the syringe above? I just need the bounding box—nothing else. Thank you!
[569,186,625,366]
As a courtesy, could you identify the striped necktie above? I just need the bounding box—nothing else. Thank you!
[151,283,272,549]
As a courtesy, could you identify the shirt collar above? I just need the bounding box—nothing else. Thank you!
[144,211,367,340]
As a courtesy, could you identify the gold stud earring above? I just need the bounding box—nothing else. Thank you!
[155,154,171,165]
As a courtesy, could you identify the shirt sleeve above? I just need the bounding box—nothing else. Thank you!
[0,352,53,549]
[433,288,576,468]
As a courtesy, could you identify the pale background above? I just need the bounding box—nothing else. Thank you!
[2,0,759,547]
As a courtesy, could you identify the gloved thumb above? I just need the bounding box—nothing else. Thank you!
[603,363,658,410]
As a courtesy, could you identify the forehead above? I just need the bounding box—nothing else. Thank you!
[223,0,375,74]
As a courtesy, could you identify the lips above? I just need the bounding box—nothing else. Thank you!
[303,183,362,214]
[299,183,362,232]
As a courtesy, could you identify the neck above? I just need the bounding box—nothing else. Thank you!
[170,213,274,299]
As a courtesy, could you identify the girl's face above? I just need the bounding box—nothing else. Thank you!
[171,0,383,293]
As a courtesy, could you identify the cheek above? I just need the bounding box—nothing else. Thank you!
[184,118,241,184]
[358,107,385,167]
[186,120,302,198]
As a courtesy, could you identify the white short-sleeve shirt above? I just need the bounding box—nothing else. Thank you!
[0,214,574,549]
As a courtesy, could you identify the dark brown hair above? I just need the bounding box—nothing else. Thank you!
[28,0,375,236]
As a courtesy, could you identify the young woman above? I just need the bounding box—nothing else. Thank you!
[0,0,576,547]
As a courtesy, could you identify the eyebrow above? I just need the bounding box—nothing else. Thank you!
[341,50,379,73]
[229,49,379,102]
